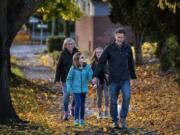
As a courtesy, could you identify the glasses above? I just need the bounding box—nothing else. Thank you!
[96,51,102,53]
[67,42,74,45]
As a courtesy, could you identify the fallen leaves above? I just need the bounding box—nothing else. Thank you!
[3,63,179,134]
[127,64,180,134]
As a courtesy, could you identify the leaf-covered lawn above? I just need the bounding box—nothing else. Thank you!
[0,64,179,134]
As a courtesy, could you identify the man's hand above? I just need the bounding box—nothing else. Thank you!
[105,74,109,80]
[131,79,137,88]
[92,77,97,85]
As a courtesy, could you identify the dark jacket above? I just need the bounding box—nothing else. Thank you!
[54,48,78,82]
[91,60,108,85]
[93,42,136,83]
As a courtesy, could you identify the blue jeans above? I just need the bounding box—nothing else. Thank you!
[73,93,86,120]
[62,83,75,113]
[110,80,130,123]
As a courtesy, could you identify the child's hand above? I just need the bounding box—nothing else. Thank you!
[93,84,97,89]
[92,77,97,84]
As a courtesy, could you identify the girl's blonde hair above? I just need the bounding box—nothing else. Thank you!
[63,37,76,50]
[90,47,104,65]
[73,52,82,68]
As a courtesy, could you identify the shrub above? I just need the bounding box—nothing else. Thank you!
[159,35,180,71]
[11,66,24,77]
[40,51,60,68]
[46,36,65,52]
[160,49,173,72]
[167,35,180,70]
[50,51,61,66]
[154,35,180,71]
[142,42,157,60]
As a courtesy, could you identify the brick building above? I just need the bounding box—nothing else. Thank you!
[75,0,134,52]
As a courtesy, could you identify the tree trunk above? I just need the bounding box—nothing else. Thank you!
[0,0,43,124]
[7,49,11,79]
[51,17,60,36]
[51,17,55,36]
[0,52,20,123]
[176,35,180,68]
[134,32,143,66]
[177,34,180,47]
[159,40,167,58]
[0,0,20,123]
[54,17,60,35]
[64,20,70,37]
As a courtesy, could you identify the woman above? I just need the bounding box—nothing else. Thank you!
[90,47,109,119]
[54,37,78,121]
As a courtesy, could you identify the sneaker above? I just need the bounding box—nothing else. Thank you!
[103,111,109,118]
[112,121,119,128]
[63,113,69,121]
[120,118,127,129]
[74,119,79,126]
[97,112,102,119]
[79,119,85,126]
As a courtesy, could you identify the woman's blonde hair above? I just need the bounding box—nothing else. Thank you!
[73,52,82,68]
[63,37,76,50]
[90,47,104,65]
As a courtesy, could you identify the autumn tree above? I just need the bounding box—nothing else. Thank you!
[157,0,180,13]
[109,0,150,65]
[0,0,82,123]
[109,0,180,68]
[153,1,180,71]
[39,0,83,36]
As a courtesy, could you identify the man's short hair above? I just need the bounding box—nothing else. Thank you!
[114,28,126,35]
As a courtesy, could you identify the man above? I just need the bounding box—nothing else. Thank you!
[92,28,136,129]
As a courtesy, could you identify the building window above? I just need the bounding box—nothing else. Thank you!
[82,1,86,12]
[87,2,90,16]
